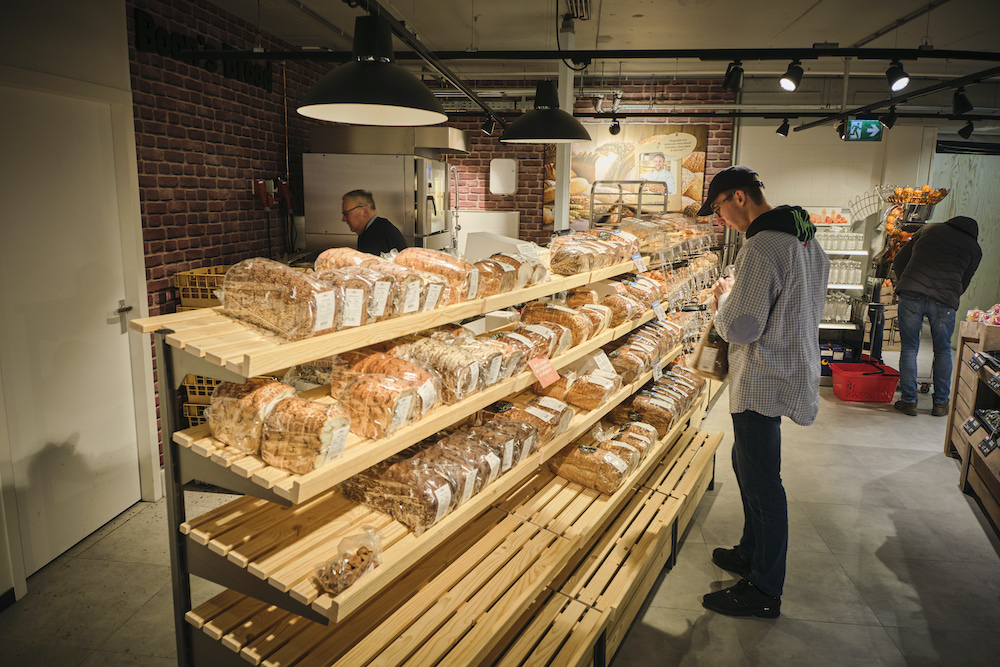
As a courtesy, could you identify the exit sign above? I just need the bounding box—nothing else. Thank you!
[846,120,883,142]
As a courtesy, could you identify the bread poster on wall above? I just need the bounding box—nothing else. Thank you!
[543,124,708,231]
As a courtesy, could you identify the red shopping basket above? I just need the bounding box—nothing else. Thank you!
[830,362,900,403]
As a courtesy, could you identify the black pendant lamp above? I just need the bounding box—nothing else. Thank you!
[722,60,744,93]
[952,87,974,116]
[297,16,447,126]
[500,80,591,144]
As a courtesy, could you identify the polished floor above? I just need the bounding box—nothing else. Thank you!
[2,364,999,665]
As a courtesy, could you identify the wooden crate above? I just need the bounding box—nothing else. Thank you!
[960,321,1000,352]
[174,265,231,308]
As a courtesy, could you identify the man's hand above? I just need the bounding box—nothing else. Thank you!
[711,275,734,312]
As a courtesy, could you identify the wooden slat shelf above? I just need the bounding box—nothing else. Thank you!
[168,312,668,507]
[131,259,645,377]
[175,350,685,626]
[183,421,719,667]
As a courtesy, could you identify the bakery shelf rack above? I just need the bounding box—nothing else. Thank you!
[139,253,718,666]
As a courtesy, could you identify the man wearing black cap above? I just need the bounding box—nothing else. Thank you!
[699,166,830,618]
[891,216,981,416]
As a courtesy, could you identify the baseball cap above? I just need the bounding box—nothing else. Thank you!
[697,166,765,216]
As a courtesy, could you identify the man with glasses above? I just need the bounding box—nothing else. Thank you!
[698,166,829,618]
[342,189,407,256]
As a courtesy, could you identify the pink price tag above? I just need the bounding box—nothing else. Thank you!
[528,356,560,388]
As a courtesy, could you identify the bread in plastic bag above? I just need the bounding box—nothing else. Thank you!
[348,352,442,418]
[565,372,622,411]
[470,336,526,379]
[489,252,532,289]
[315,247,379,271]
[549,243,594,276]
[313,525,383,595]
[394,337,480,404]
[532,371,576,402]
[515,395,576,437]
[432,433,502,499]
[566,289,599,308]
[341,458,454,534]
[578,304,613,335]
[394,247,479,305]
[283,357,337,392]
[450,338,505,388]
[208,377,296,455]
[490,330,548,361]
[520,321,573,357]
[473,258,515,297]
[261,397,351,474]
[482,419,540,465]
[361,259,435,316]
[478,400,560,444]
[520,302,594,346]
[335,374,419,439]
[549,442,630,495]
[600,293,645,327]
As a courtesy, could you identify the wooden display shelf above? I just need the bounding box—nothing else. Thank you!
[168,312,666,507]
[175,349,685,626]
[183,420,716,667]
[131,260,644,378]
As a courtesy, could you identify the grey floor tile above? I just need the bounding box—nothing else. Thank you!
[799,503,952,561]
[697,496,830,556]
[610,605,750,666]
[79,501,172,568]
[836,552,1000,631]
[646,542,719,611]
[79,650,178,667]
[0,558,169,650]
[736,618,906,666]
[98,583,177,659]
[783,463,907,508]
[883,626,1000,667]
[0,636,95,666]
[775,549,882,625]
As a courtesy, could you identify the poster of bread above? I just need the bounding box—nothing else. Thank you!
[543,124,708,230]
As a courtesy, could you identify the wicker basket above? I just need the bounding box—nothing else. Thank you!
[174,265,231,308]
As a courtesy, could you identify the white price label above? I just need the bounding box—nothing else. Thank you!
[653,362,663,380]
[632,253,647,273]
[630,422,658,439]
[323,424,350,464]
[371,281,391,317]
[649,397,677,411]
[460,470,477,506]
[484,452,501,484]
[519,435,533,463]
[525,405,556,422]
[502,438,514,471]
[467,268,480,300]
[432,484,452,524]
[403,281,421,313]
[420,283,441,312]
[390,394,414,432]
[525,324,556,342]
[538,396,567,411]
[312,291,337,332]
[588,374,615,390]
[467,360,480,391]
[516,242,542,264]
[342,288,365,328]
[653,300,668,322]
[697,347,719,372]
[604,452,628,473]
[486,355,502,386]
[594,351,616,374]
[507,332,535,348]
[417,379,437,414]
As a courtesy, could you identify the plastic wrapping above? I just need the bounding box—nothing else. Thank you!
[482,419,540,464]
[313,525,383,595]
[691,317,729,381]
[336,266,397,322]
[423,323,476,343]
[603,346,646,383]
[513,324,558,359]
[578,304,613,335]
[490,330,547,360]
[470,336,526,379]
[394,247,479,305]
[667,363,707,392]
[432,433,502,498]
[565,372,622,411]
[208,377,296,455]
[450,338,505,388]
[314,268,376,330]
[532,371,577,402]
[410,442,480,508]
[335,374,419,439]
[473,258,515,297]
[549,442,630,495]
[222,258,339,341]
[566,289,599,308]
[479,401,560,444]
[520,302,594,346]
[261,397,351,474]
[396,337,480,404]
[362,259,438,315]
[516,395,575,437]
[549,243,595,276]
[349,352,442,418]
[489,252,532,289]
[607,391,677,434]
[524,321,574,357]
[341,458,454,535]
[597,439,641,474]
[315,247,379,271]
[600,293,645,327]
[282,357,337,391]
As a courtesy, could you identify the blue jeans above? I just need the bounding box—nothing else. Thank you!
[897,292,956,405]
[731,410,787,597]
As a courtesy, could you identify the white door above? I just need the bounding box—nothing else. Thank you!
[0,84,141,575]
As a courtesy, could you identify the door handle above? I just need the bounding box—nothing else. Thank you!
[117,299,133,334]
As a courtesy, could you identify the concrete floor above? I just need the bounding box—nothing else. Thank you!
[2,357,999,665]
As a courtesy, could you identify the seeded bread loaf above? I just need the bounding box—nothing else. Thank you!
[208,377,296,455]
[548,442,630,495]
[341,458,453,535]
[520,302,594,346]
[315,247,379,271]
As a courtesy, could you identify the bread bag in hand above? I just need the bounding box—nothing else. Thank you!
[261,397,351,474]
[208,377,296,454]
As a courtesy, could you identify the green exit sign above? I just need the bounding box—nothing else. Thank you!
[846,119,883,142]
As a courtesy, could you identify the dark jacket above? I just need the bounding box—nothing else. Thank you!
[892,216,981,310]
[357,216,407,256]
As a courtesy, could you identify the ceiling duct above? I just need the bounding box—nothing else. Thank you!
[565,0,591,21]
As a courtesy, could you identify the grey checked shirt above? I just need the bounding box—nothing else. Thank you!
[715,230,830,426]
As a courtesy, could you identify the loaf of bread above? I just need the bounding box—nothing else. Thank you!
[666,363,707,391]
[315,247,379,271]
[394,248,479,305]
[335,374,419,439]
[532,372,576,402]
[208,377,296,454]
[283,357,337,391]
[525,321,574,357]
[470,336,526,379]
[600,293,645,327]
[423,323,476,343]
[350,352,442,418]
[441,429,506,480]
[578,304,613,335]
[481,402,559,444]
[410,442,480,508]
[520,302,594,346]
[395,337,480,404]
[314,268,374,330]
[513,324,557,359]
[566,289,599,308]
[260,397,351,474]
[603,346,646,383]
[484,418,541,461]
[361,259,435,316]
[451,338,505,388]
[549,442,630,495]
[431,434,501,500]
[334,266,397,322]
[606,422,655,458]
[473,259,515,297]
[620,278,659,309]
[222,258,339,341]
[489,253,532,289]
[489,331,547,360]
[596,439,641,474]
[565,372,621,411]
[463,424,519,473]
[607,392,676,435]
[515,395,575,437]
[341,458,453,535]
[549,244,594,276]
[583,229,641,258]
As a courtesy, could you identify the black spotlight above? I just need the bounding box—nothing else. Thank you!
[481,117,497,136]
[776,118,790,137]
[879,107,898,129]
[958,120,974,140]
[723,60,744,93]
[886,60,909,92]
[609,118,621,135]
[952,87,974,116]
[836,121,845,140]
[779,60,803,91]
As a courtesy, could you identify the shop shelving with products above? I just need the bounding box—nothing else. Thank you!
[134,241,722,666]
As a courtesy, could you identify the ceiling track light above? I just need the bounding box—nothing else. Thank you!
[779,60,803,92]
[952,87,974,116]
[481,117,497,136]
[500,80,592,144]
[836,121,845,140]
[776,118,790,137]
[297,16,446,126]
[609,117,621,135]
[722,60,744,93]
[885,60,910,92]
[879,106,898,129]
[958,120,974,140]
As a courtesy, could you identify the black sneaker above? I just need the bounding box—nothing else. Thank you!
[931,402,949,417]
[894,400,918,416]
[702,579,781,618]
[712,547,751,578]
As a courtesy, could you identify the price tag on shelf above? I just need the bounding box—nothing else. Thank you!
[964,417,981,436]
[978,436,997,456]
[528,356,559,388]
[652,360,663,380]
[653,300,668,322]
[658,250,667,269]
[988,373,1000,392]
[969,353,984,372]
[632,253,648,273]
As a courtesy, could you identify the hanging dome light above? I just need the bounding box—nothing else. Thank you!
[297,16,447,126]
[885,60,910,92]
[779,60,803,92]
[609,118,621,135]
[500,80,591,144]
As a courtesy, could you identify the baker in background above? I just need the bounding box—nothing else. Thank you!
[342,189,408,256]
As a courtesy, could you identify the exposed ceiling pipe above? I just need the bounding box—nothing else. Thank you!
[852,0,952,48]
